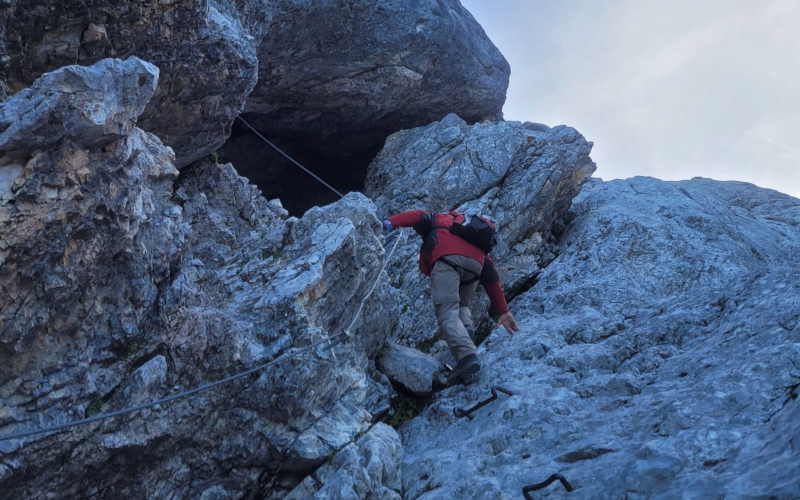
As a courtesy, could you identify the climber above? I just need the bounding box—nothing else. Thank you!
[382,210,519,385]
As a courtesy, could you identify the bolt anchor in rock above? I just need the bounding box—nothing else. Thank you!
[453,386,513,419]
[522,474,574,497]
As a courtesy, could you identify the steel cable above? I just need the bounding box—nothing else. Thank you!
[236,116,344,198]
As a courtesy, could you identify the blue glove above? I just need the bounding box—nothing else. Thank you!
[383,220,393,231]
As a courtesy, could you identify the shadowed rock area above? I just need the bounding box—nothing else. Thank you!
[1,0,258,168]
[218,118,371,216]
[221,0,510,216]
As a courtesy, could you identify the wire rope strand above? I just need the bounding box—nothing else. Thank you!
[1,335,342,442]
[235,116,345,199]
[344,229,405,337]
[2,228,406,444]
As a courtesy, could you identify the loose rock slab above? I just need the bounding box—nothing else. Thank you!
[378,343,441,397]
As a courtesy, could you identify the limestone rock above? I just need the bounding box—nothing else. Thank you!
[2,0,258,167]
[221,0,511,216]
[0,59,402,500]
[378,343,441,397]
[0,58,185,497]
[0,58,181,386]
[5,17,798,499]
[241,0,509,160]
[0,57,158,151]
[282,423,403,500]
[4,0,506,173]
[364,114,596,349]
[399,177,800,499]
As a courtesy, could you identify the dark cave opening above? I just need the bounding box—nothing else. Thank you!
[219,118,383,217]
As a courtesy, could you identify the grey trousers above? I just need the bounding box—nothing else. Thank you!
[430,255,483,361]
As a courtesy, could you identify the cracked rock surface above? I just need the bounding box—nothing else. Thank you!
[398,177,800,499]
[0,58,401,499]
[365,113,596,348]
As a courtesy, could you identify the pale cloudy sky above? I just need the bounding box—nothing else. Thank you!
[460,0,800,199]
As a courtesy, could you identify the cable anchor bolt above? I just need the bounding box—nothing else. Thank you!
[453,386,514,420]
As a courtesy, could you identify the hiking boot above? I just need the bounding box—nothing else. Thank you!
[447,354,481,386]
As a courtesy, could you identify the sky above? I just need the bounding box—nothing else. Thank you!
[460,0,800,199]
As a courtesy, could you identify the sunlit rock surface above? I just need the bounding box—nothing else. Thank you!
[365,113,596,348]
[398,177,800,499]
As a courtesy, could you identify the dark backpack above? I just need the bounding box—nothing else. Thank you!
[449,214,497,254]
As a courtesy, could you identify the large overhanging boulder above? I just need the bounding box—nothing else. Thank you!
[241,0,509,158]
[1,0,258,168]
[3,0,507,179]
[0,58,403,499]
[364,113,596,347]
[223,0,511,215]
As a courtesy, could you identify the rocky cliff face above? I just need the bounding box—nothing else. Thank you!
[400,177,800,499]
[1,56,404,499]
[365,115,596,356]
[0,57,180,406]
[1,3,798,500]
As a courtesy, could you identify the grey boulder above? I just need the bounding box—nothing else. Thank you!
[378,343,442,397]
[282,423,403,500]
[242,0,510,160]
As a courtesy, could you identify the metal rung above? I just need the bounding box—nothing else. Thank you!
[453,386,513,419]
[523,474,574,497]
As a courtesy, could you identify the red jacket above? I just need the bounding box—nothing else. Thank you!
[388,210,509,314]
